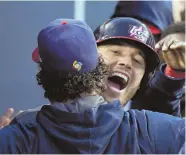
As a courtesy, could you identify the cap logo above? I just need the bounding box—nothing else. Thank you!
[101,35,109,40]
[72,61,82,71]
[129,25,149,43]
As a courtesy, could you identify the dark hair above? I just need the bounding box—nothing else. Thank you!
[36,57,108,103]
[161,22,185,39]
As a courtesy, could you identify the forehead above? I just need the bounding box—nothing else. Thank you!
[98,40,145,57]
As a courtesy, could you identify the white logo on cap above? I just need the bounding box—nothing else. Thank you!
[101,35,109,40]
[129,25,149,43]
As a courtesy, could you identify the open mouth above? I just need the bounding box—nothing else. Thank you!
[107,72,129,91]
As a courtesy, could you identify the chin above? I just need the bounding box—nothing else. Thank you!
[101,91,122,103]
[121,87,139,103]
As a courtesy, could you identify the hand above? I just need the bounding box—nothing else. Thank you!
[155,34,185,71]
[0,108,14,129]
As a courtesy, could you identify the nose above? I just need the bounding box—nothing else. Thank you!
[117,57,132,70]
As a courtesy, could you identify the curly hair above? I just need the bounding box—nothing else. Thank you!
[36,57,108,103]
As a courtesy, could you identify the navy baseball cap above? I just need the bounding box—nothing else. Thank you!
[32,18,98,73]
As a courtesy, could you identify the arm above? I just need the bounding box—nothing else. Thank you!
[127,110,185,154]
[10,106,43,125]
[133,64,184,116]
[0,108,14,129]
[131,110,185,153]
[132,37,185,116]
[0,105,44,127]
[0,124,32,153]
[145,110,185,154]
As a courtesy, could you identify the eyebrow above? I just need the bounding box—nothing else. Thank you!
[117,41,145,59]
[108,41,146,59]
[137,50,145,59]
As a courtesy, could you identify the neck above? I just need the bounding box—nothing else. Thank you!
[50,92,99,104]
[50,95,106,113]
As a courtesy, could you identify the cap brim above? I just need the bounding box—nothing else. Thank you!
[97,36,160,72]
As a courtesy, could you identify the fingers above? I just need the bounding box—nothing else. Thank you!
[155,39,164,50]
[162,50,178,69]
[175,49,185,69]
[4,108,14,118]
[180,49,185,62]
[155,42,162,50]
[155,36,167,49]
[155,35,185,52]
[163,48,185,70]
[0,116,6,127]
[155,35,174,50]
[169,42,185,70]
[2,117,11,127]
[0,116,11,129]
[170,41,186,50]
[162,39,175,51]
[156,34,185,70]
[0,108,14,129]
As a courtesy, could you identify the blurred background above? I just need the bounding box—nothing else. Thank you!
[0,1,185,114]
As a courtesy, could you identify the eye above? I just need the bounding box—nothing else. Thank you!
[133,58,140,64]
[133,54,144,65]
[111,50,119,54]
[133,56,143,65]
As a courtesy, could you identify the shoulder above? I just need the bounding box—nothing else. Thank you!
[123,109,185,153]
[11,105,48,124]
[0,121,39,153]
[124,109,184,130]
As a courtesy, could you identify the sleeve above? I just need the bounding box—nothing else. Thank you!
[0,123,37,153]
[164,65,185,79]
[145,111,185,154]
[133,64,185,117]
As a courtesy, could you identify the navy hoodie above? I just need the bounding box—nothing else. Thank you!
[111,1,173,32]
[9,64,184,127]
[132,64,185,116]
[0,96,185,154]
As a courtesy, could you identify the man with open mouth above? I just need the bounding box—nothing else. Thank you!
[94,17,185,116]
[0,18,185,154]
[0,17,184,127]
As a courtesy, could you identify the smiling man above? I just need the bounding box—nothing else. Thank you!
[0,18,185,154]
[94,17,184,115]
[95,18,157,106]
[0,17,184,127]
[98,40,147,104]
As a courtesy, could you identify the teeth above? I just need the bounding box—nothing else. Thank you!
[110,72,128,82]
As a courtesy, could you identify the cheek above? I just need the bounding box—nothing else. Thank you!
[102,55,110,64]
[136,69,145,83]
[98,52,111,65]
[130,68,145,86]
